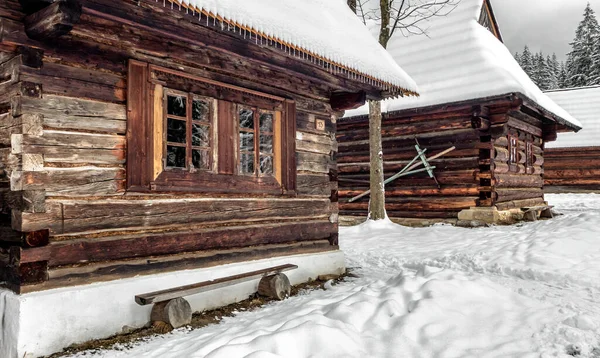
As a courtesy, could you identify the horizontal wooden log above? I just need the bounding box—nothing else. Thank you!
[544,158,600,169]
[20,221,336,266]
[296,152,330,174]
[339,186,479,197]
[13,168,125,194]
[494,173,543,188]
[495,197,545,211]
[340,210,458,219]
[341,197,478,211]
[494,188,543,203]
[545,147,600,156]
[507,117,542,137]
[544,168,600,179]
[338,157,478,174]
[296,174,331,197]
[339,129,479,151]
[544,178,600,186]
[23,0,82,40]
[22,240,336,293]
[338,148,479,164]
[14,197,333,234]
[20,95,126,134]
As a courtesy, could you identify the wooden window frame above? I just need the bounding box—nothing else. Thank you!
[525,141,534,174]
[126,60,296,195]
[508,135,518,164]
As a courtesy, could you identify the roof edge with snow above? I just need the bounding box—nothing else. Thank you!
[146,0,419,98]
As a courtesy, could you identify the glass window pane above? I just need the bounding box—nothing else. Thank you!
[260,135,273,154]
[239,132,255,151]
[259,112,273,132]
[166,145,186,168]
[192,123,210,147]
[192,149,210,170]
[260,155,273,175]
[167,95,186,117]
[239,108,254,129]
[240,153,255,174]
[193,99,210,121]
[167,118,187,144]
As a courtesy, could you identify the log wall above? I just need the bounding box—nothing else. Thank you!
[337,106,481,219]
[0,0,341,293]
[337,98,551,220]
[544,146,600,192]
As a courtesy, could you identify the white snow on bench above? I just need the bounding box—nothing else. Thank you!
[545,86,600,148]
[344,0,581,129]
[171,0,417,94]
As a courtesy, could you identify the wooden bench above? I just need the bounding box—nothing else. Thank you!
[135,263,298,328]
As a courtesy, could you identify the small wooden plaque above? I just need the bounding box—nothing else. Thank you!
[315,119,325,131]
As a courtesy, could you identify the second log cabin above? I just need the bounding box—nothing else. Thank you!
[338,0,581,226]
[544,86,600,192]
[0,0,417,356]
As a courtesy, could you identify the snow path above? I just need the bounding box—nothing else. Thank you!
[66,194,600,358]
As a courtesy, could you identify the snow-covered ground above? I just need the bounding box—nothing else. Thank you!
[67,194,600,358]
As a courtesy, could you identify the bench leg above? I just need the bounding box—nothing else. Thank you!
[258,273,291,300]
[150,297,192,329]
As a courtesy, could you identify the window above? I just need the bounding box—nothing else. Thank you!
[508,135,518,164]
[126,61,296,194]
[164,91,213,171]
[525,142,534,173]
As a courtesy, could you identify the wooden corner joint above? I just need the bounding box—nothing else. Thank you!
[22,0,82,40]
[329,91,367,112]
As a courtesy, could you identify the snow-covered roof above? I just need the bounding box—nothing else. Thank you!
[163,0,418,96]
[545,86,600,148]
[344,0,581,129]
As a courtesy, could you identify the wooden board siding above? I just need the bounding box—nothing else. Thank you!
[337,108,481,219]
[544,147,600,192]
[0,0,342,293]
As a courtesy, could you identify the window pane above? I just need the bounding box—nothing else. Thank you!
[192,149,210,170]
[192,123,210,147]
[239,132,255,151]
[259,112,273,132]
[240,153,255,174]
[239,108,254,129]
[260,134,273,153]
[167,95,186,117]
[193,99,210,121]
[260,155,273,175]
[166,145,186,168]
[167,118,187,144]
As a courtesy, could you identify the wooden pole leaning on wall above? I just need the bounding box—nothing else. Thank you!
[347,145,456,203]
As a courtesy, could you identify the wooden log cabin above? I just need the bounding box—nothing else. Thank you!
[338,0,581,226]
[544,86,600,192]
[0,0,417,356]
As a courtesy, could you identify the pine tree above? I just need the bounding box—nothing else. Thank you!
[546,54,559,89]
[566,3,600,86]
[558,61,569,88]
[514,51,521,66]
[520,46,534,79]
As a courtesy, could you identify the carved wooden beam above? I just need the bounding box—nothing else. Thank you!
[23,0,81,40]
[542,123,558,142]
[330,91,367,112]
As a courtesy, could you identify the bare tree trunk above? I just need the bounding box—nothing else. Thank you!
[368,100,386,220]
[366,0,390,221]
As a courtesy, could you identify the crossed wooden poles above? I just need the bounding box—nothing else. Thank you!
[347,142,456,203]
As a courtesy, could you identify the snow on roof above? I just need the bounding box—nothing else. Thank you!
[165,0,418,96]
[343,0,581,129]
[545,86,600,148]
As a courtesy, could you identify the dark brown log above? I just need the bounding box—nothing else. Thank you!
[339,186,479,197]
[258,273,291,300]
[330,91,366,111]
[24,0,82,40]
[544,168,600,179]
[19,221,335,266]
[494,188,543,203]
[22,240,336,293]
[494,174,543,188]
[495,197,546,211]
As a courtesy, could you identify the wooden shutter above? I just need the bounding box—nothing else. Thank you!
[282,100,296,191]
[217,100,235,175]
[126,60,150,190]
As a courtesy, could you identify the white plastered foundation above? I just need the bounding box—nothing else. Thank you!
[0,250,345,358]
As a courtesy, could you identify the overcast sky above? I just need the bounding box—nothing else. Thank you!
[492,0,600,62]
